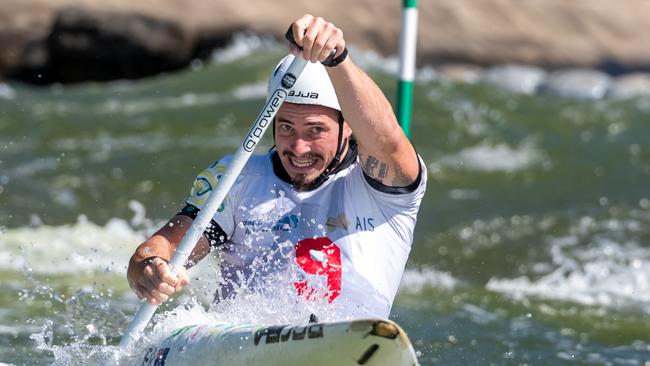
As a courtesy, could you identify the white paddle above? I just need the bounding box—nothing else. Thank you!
[112,54,308,359]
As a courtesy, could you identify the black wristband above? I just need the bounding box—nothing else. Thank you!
[143,256,164,266]
[322,48,348,67]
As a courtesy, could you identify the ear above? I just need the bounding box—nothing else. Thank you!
[342,121,352,139]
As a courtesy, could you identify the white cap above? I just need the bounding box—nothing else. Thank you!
[267,54,341,111]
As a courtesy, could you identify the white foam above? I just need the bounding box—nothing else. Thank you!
[350,47,399,75]
[482,64,547,94]
[211,36,402,75]
[28,90,225,118]
[398,267,458,293]
[437,141,549,172]
[486,217,650,311]
[448,188,481,200]
[416,66,438,82]
[97,92,223,115]
[0,83,16,100]
[211,33,281,64]
[232,82,268,100]
[0,215,146,275]
[7,157,58,179]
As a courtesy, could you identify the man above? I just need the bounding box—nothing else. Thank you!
[127,14,426,320]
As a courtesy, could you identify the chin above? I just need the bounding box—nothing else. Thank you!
[290,172,320,190]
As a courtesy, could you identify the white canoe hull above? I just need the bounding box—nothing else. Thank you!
[139,318,419,366]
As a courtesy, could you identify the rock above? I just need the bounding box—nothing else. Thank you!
[10,7,195,84]
[482,64,546,94]
[607,73,650,99]
[541,69,611,99]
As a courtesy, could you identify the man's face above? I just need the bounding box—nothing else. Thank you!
[275,102,351,189]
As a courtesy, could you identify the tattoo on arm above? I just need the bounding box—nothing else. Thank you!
[363,155,389,183]
[378,162,388,180]
[364,156,378,176]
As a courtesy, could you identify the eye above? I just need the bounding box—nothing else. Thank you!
[311,126,325,134]
[279,124,293,133]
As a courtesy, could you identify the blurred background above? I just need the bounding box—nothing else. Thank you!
[1,1,650,365]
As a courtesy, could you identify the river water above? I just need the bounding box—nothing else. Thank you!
[1,37,650,365]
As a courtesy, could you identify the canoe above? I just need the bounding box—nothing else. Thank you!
[139,318,419,365]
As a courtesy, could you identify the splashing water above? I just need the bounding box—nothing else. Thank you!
[25,285,130,365]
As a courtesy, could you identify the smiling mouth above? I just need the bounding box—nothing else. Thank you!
[289,156,317,169]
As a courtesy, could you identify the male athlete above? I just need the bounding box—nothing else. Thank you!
[127,14,427,319]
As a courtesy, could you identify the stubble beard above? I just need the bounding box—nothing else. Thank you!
[290,169,323,191]
[282,152,327,191]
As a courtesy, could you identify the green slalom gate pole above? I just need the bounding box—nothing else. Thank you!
[396,0,418,138]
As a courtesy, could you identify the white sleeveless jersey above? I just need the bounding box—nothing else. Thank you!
[186,152,427,320]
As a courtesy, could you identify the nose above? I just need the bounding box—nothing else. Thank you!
[290,137,311,155]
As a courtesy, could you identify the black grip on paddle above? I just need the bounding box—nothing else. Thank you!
[285,26,301,50]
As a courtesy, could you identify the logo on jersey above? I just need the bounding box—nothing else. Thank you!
[326,213,350,232]
[188,164,227,212]
[294,237,342,303]
[193,177,212,197]
[242,214,299,234]
[355,216,375,231]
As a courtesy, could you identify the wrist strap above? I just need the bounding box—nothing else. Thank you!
[322,48,348,67]
[143,256,165,266]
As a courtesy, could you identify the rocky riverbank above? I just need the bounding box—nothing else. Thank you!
[1,0,650,84]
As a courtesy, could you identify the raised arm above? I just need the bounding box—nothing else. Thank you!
[290,14,419,187]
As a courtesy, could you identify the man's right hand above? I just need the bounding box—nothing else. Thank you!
[127,256,190,305]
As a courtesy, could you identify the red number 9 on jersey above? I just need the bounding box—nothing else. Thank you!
[294,237,342,302]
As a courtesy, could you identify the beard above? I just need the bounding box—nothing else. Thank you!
[291,173,313,191]
[282,151,327,191]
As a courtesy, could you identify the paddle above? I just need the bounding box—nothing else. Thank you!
[111,38,308,360]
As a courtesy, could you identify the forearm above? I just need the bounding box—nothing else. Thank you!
[328,58,419,185]
[327,59,402,150]
[129,215,211,268]
[131,234,175,264]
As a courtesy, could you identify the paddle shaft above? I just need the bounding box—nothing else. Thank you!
[116,56,308,353]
